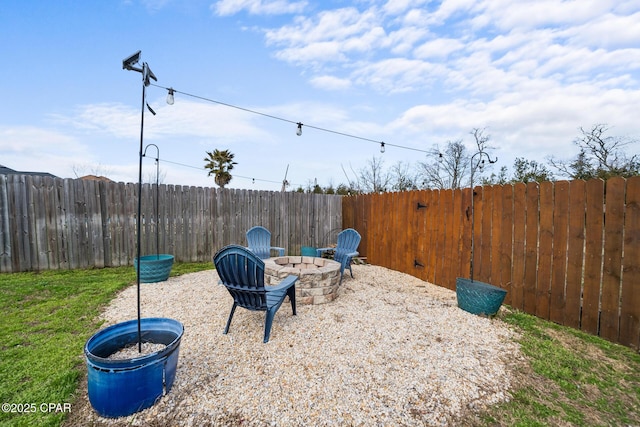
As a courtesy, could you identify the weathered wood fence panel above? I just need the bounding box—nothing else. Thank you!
[343,177,640,349]
[0,175,342,273]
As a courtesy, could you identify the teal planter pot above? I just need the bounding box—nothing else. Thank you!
[301,246,316,257]
[456,278,507,317]
[84,318,184,418]
[134,254,174,283]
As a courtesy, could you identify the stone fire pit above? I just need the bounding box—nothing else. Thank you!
[263,256,341,305]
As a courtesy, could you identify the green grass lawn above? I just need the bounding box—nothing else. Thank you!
[0,262,213,427]
[0,265,638,426]
[468,309,640,426]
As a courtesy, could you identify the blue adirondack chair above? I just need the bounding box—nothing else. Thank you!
[213,245,297,343]
[246,226,285,259]
[316,228,361,284]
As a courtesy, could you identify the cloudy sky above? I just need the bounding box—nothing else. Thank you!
[1,0,638,190]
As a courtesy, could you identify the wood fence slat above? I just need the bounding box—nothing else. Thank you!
[600,177,625,342]
[401,192,413,275]
[434,190,447,286]
[565,180,586,329]
[536,181,554,320]
[414,190,428,282]
[523,182,540,314]
[0,175,11,272]
[442,189,454,289]
[451,188,464,286]
[582,179,605,335]
[387,192,397,271]
[490,185,503,287]
[459,188,472,282]
[550,181,570,324]
[89,180,105,268]
[478,185,493,283]
[363,194,373,261]
[63,179,79,269]
[620,176,640,348]
[426,190,438,284]
[499,185,514,302]
[13,175,31,271]
[511,183,527,310]
[472,186,483,282]
[54,179,69,270]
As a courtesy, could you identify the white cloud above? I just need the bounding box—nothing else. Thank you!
[265,7,385,59]
[352,58,447,93]
[0,126,86,155]
[414,37,465,59]
[564,11,640,49]
[253,0,640,103]
[49,100,274,143]
[0,126,94,179]
[309,75,352,90]
[474,0,610,31]
[212,0,307,16]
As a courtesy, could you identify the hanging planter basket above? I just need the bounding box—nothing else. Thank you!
[301,246,316,257]
[456,277,507,317]
[134,254,174,283]
[84,317,184,418]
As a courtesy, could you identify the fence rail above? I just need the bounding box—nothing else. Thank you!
[343,177,640,350]
[0,175,342,273]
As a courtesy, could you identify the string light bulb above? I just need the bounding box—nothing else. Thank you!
[380,142,385,153]
[166,88,175,105]
[296,122,303,136]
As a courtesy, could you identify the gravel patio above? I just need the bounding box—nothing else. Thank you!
[65,264,522,426]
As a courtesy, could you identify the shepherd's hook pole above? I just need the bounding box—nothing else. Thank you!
[469,149,497,282]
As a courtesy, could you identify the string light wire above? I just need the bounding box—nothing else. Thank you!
[150,83,431,155]
[149,156,301,187]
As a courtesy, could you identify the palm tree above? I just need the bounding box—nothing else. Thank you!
[204,149,238,188]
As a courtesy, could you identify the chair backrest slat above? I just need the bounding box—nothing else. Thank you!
[214,245,267,310]
[246,226,273,259]
[335,229,361,264]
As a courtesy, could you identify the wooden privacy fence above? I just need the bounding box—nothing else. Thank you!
[343,177,640,350]
[0,175,342,273]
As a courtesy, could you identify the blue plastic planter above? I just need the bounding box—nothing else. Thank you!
[134,254,174,283]
[456,278,507,317]
[301,246,316,257]
[84,318,184,418]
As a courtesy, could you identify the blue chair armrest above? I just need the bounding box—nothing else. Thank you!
[316,247,332,257]
[268,275,298,292]
[271,246,285,256]
[346,251,359,258]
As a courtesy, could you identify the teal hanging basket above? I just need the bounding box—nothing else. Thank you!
[456,277,507,317]
[134,254,174,283]
[301,246,316,257]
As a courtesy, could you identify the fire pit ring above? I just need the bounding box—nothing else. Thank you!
[264,256,342,305]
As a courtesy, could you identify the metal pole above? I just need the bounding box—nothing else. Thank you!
[135,64,147,353]
[468,149,497,282]
[469,153,477,282]
[155,151,159,258]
